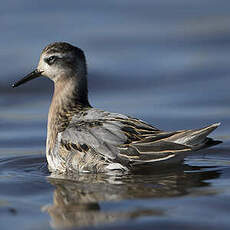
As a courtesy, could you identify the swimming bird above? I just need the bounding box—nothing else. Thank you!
[12,42,221,173]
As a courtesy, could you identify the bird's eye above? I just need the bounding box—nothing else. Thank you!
[45,56,57,65]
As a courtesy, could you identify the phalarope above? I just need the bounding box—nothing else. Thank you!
[12,42,221,173]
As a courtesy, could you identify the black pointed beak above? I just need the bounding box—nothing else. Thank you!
[12,69,43,88]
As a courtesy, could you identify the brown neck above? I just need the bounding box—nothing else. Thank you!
[54,73,90,108]
[46,74,90,153]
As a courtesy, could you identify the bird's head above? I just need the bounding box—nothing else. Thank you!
[12,42,87,87]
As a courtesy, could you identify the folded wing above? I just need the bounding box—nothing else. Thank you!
[60,109,221,168]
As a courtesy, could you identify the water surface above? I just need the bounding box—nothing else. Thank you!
[0,1,230,229]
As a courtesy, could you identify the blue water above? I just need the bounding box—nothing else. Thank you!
[0,1,230,229]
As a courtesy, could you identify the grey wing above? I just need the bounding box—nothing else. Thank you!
[60,109,132,172]
[60,108,220,169]
[61,113,128,161]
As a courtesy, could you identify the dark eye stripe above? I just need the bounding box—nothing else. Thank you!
[48,56,55,61]
[45,55,57,65]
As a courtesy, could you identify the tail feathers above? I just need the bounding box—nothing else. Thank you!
[203,137,222,149]
[168,123,221,150]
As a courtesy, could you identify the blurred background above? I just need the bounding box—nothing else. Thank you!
[0,0,229,154]
[0,1,230,230]
[1,0,229,156]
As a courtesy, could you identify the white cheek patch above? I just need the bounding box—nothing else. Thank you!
[39,61,51,73]
[37,52,75,80]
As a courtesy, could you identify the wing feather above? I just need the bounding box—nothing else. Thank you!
[59,109,219,168]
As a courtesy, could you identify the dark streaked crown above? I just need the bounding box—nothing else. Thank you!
[42,42,85,59]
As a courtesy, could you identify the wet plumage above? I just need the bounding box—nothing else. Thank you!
[12,42,221,173]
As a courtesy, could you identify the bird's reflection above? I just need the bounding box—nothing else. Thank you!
[43,164,221,229]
